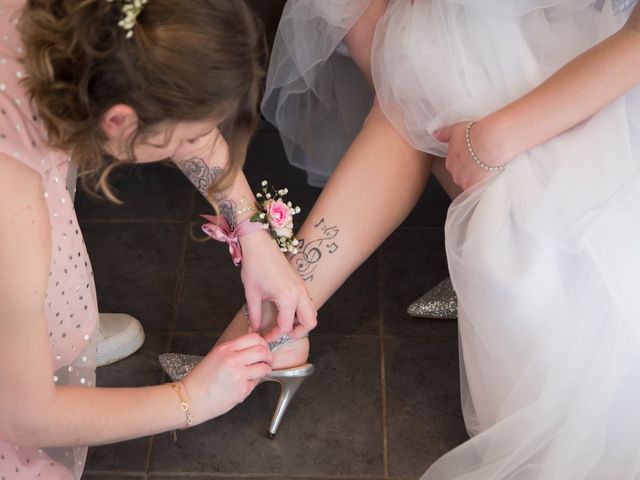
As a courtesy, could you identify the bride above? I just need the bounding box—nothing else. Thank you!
[212,0,640,477]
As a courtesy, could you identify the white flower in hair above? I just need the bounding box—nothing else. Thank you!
[107,0,149,39]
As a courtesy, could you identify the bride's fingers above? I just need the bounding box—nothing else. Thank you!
[274,300,296,338]
[245,294,263,333]
[433,125,452,142]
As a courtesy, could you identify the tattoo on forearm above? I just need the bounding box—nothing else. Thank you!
[177,157,219,197]
[218,199,237,229]
[290,217,340,282]
[177,157,237,228]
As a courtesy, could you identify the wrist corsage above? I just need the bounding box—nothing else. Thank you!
[200,179,301,265]
[251,180,301,255]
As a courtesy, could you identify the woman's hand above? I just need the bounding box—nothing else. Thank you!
[434,121,505,191]
[240,230,317,342]
[183,333,273,423]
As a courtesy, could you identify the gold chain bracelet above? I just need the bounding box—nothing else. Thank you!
[171,381,194,430]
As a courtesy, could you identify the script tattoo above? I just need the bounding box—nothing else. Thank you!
[290,218,340,282]
[177,157,237,228]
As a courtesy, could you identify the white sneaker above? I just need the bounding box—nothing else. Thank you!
[96,313,145,367]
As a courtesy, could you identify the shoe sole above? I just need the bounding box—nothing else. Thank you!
[97,323,146,367]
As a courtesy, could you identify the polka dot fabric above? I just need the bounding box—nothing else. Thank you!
[0,2,98,479]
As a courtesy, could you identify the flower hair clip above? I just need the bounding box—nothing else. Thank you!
[107,0,148,39]
[252,180,301,254]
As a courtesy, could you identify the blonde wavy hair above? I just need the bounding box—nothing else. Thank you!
[18,0,265,202]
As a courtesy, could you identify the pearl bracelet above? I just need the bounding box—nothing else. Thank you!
[465,121,506,173]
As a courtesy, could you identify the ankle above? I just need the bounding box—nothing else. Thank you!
[272,336,309,370]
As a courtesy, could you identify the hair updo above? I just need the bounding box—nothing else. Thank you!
[18,0,265,200]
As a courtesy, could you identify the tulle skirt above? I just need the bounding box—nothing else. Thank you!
[263,0,640,478]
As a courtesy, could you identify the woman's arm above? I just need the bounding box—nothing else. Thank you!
[0,154,272,447]
[481,6,640,163]
[171,130,317,338]
[438,4,640,189]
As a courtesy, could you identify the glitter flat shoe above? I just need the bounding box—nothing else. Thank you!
[406,277,458,319]
[159,335,314,439]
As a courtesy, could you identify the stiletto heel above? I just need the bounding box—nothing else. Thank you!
[263,363,314,439]
[159,335,314,438]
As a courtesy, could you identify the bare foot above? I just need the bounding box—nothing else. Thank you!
[216,301,309,370]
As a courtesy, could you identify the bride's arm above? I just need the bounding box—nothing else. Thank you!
[474,4,640,163]
[438,4,640,189]
[476,4,640,165]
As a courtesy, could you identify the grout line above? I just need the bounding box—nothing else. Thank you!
[170,331,383,339]
[79,218,187,224]
[146,190,197,479]
[396,225,446,231]
[143,473,388,479]
[82,470,146,477]
[69,473,324,479]
[143,434,154,480]
[377,252,390,480]
[167,329,454,340]
[167,190,197,338]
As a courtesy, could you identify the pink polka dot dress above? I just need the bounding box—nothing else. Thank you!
[0,2,99,479]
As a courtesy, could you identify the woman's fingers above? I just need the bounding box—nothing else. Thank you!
[245,362,273,381]
[234,344,274,367]
[292,295,317,339]
[245,295,263,333]
[223,332,269,351]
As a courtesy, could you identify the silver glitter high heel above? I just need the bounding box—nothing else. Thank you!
[406,277,458,319]
[159,334,314,439]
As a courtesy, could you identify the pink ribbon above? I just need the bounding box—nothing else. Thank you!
[201,215,266,266]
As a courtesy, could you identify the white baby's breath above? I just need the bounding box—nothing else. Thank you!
[109,0,148,39]
[250,179,302,258]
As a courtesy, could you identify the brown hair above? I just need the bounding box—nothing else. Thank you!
[18,0,265,201]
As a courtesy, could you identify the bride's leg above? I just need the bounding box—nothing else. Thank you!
[289,102,432,309]
[219,0,434,367]
[344,0,462,203]
[344,0,390,86]
[431,157,462,200]
[219,101,434,368]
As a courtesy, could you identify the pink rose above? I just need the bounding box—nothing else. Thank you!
[265,200,292,230]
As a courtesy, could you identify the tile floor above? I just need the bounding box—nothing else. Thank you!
[76,124,468,480]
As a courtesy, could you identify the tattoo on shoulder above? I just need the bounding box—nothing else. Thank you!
[177,156,237,228]
[290,217,340,283]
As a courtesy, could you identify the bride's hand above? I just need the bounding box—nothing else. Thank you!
[434,121,505,191]
[182,333,273,423]
[239,230,317,341]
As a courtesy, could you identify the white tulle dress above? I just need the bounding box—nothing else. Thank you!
[263,0,640,478]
